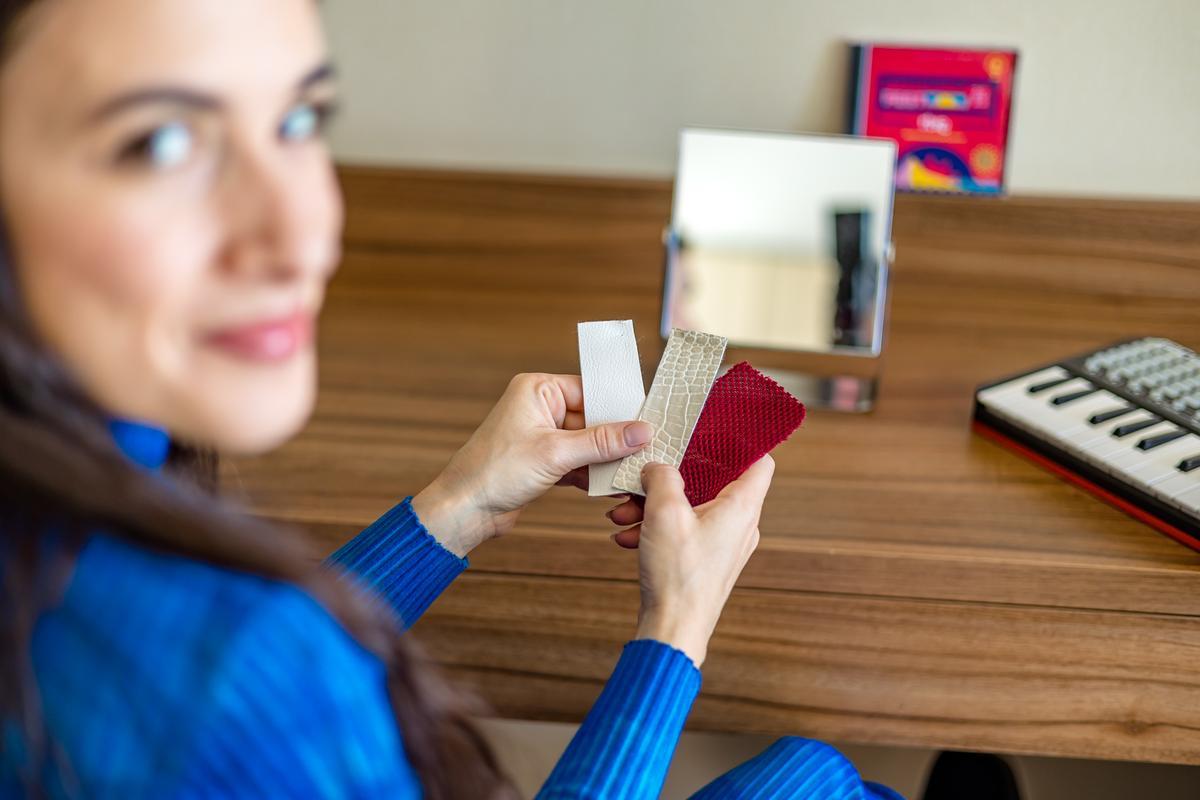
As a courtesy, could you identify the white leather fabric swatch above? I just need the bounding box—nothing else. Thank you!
[578,320,647,496]
[612,328,728,496]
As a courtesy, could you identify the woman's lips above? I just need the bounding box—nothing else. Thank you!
[204,311,314,362]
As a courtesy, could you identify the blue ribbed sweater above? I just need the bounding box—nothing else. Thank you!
[2,419,901,799]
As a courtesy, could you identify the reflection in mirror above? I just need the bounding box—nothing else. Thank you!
[663,128,897,357]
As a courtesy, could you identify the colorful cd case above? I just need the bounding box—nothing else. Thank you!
[848,43,1017,195]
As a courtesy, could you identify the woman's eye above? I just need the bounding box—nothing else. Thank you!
[117,121,194,169]
[280,101,332,142]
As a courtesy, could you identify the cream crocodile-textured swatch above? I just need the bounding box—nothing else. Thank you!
[577,320,647,496]
[612,328,728,496]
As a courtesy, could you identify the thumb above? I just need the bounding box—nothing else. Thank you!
[611,465,686,550]
[641,461,689,517]
[551,421,654,472]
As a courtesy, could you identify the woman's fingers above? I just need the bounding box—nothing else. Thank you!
[555,466,589,490]
[605,497,645,525]
[545,374,585,413]
[611,524,641,549]
[608,495,645,547]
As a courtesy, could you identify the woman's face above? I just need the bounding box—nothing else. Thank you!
[0,0,342,454]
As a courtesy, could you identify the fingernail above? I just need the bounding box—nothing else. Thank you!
[604,508,615,520]
[624,422,653,447]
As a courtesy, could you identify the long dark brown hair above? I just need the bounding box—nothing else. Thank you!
[0,2,512,797]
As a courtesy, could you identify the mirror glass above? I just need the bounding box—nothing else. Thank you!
[662,128,897,356]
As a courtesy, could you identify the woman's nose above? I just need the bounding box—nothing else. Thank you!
[216,146,341,283]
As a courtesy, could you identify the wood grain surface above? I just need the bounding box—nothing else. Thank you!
[224,166,1200,765]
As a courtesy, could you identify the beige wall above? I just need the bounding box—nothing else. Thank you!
[320,0,1199,199]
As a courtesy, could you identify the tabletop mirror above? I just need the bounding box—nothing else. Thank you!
[661,127,897,411]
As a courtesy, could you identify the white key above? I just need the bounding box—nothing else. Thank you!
[1150,470,1200,507]
[1023,397,1119,447]
[977,369,1077,437]
[976,367,1069,411]
[1173,484,1200,514]
[983,377,1104,439]
[1036,391,1128,440]
[1069,410,1159,455]
[1088,422,1181,473]
[1118,434,1200,485]
[1056,395,1138,439]
[1036,376,1094,399]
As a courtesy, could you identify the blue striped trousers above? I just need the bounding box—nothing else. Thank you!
[689,737,905,800]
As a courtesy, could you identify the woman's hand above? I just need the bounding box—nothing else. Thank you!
[623,456,775,667]
[411,373,653,558]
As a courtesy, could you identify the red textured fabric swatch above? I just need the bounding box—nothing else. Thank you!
[679,361,806,506]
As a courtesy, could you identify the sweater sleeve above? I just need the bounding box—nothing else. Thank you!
[537,639,702,799]
[326,496,468,628]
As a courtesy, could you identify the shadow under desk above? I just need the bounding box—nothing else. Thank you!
[224,165,1200,766]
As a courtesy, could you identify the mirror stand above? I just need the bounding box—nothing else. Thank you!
[710,340,886,413]
[750,368,878,413]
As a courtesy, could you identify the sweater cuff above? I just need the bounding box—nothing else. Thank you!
[328,496,468,628]
[613,638,703,711]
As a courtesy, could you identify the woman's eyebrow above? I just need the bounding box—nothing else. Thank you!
[83,60,337,125]
[298,61,336,91]
[86,87,221,125]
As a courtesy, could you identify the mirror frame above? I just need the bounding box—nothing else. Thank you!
[659,126,897,358]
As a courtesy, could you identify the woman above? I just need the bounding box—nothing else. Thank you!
[0,0,901,797]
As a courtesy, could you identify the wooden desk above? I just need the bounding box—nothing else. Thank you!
[226,167,1200,765]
